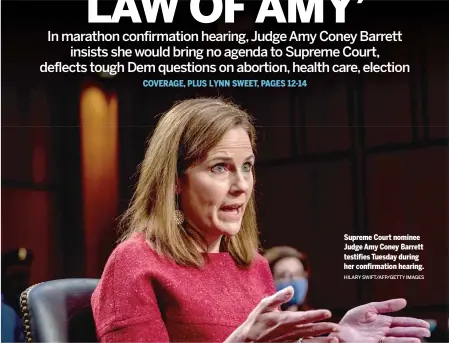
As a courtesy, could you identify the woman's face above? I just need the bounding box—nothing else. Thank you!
[179,127,255,250]
[273,257,307,282]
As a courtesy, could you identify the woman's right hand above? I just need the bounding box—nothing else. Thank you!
[225,286,340,343]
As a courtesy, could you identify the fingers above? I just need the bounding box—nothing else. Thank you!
[270,322,339,342]
[391,317,431,329]
[383,338,422,343]
[256,287,295,313]
[262,312,336,342]
[370,298,407,314]
[274,309,333,326]
[294,322,340,336]
[271,336,339,343]
[387,327,431,338]
[303,337,339,343]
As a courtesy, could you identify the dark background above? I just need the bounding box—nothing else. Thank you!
[2,0,448,338]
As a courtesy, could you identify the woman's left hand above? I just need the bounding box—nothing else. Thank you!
[333,298,431,343]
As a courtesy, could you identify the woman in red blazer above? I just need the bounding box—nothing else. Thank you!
[92,97,430,343]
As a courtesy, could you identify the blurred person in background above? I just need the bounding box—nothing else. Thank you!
[91,97,431,343]
[1,248,33,317]
[264,246,312,312]
[1,294,24,342]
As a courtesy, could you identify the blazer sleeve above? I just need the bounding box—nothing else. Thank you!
[92,244,170,342]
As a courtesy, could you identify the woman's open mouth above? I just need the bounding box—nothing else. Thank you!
[218,203,244,221]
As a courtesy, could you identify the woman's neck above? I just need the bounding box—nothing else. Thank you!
[205,235,224,253]
[184,221,224,253]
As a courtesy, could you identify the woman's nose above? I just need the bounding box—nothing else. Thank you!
[230,171,250,193]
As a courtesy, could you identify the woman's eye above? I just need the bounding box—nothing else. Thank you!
[211,164,226,173]
[242,162,253,172]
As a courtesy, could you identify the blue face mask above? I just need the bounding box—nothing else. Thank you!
[275,278,308,307]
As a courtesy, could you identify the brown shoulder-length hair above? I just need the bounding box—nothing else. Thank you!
[119,97,259,268]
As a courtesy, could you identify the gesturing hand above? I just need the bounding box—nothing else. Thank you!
[333,298,430,343]
[226,286,340,342]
